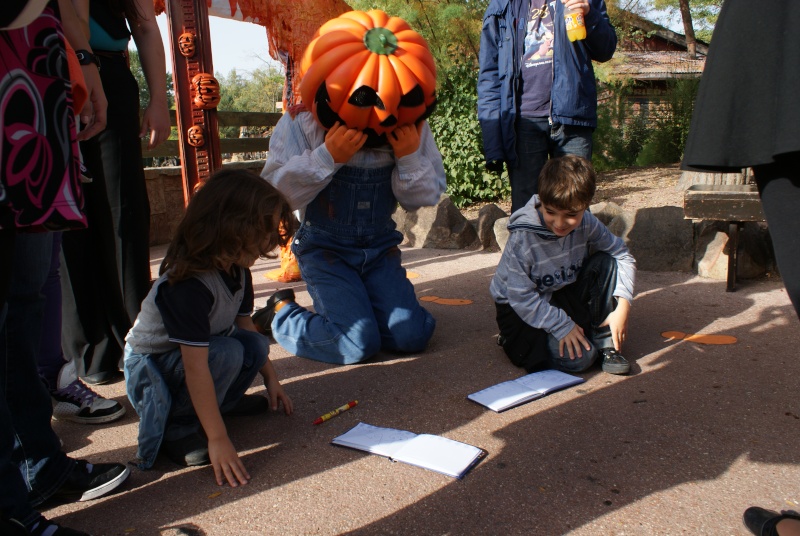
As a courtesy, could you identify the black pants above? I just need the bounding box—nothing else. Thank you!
[753,151,800,320]
[60,54,151,378]
[495,252,617,372]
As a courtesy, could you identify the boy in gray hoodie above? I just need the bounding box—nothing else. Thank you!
[490,155,635,375]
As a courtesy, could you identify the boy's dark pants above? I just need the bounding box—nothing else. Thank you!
[495,252,618,373]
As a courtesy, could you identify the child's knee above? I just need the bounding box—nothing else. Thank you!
[547,337,598,372]
[388,311,436,353]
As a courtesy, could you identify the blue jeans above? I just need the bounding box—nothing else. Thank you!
[153,327,268,441]
[0,233,72,519]
[272,164,435,365]
[509,116,593,212]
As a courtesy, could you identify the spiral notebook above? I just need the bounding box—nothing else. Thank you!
[467,369,585,412]
[331,422,486,479]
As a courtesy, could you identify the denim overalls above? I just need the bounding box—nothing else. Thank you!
[271,164,436,364]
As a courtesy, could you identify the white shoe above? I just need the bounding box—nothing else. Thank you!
[51,361,126,424]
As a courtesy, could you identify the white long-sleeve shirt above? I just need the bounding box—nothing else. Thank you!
[260,112,447,214]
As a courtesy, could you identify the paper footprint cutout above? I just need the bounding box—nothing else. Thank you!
[420,295,473,306]
[406,271,420,279]
[661,331,737,345]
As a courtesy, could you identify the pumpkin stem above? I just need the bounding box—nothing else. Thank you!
[363,27,398,55]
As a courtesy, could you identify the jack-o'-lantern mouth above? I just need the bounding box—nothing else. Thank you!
[314,82,436,148]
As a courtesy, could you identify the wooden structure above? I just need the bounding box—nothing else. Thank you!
[161,0,222,203]
[683,184,765,292]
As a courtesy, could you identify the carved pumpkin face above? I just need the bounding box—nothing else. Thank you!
[191,73,220,109]
[187,125,205,147]
[178,32,196,57]
[299,9,436,147]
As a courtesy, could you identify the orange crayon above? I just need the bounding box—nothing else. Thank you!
[313,400,358,425]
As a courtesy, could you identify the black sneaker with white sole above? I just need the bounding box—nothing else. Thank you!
[600,348,631,375]
[48,459,130,503]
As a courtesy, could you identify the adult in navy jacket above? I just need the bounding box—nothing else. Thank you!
[478,0,616,212]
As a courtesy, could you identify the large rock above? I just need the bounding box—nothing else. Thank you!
[494,217,510,251]
[694,221,771,280]
[395,195,480,249]
[589,201,626,226]
[608,206,694,272]
[477,204,508,250]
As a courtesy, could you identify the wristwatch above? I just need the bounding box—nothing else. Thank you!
[75,49,100,69]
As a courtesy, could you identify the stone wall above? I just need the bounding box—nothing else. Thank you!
[144,160,266,246]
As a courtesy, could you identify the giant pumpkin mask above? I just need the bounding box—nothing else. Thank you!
[299,10,436,147]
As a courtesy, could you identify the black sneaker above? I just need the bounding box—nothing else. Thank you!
[50,459,130,502]
[161,432,210,467]
[223,394,269,417]
[252,288,295,336]
[19,515,91,536]
[600,348,631,375]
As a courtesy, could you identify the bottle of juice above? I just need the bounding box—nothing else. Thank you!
[564,6,586,42]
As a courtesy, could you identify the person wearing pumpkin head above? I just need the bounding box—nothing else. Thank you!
[256,10,446,365]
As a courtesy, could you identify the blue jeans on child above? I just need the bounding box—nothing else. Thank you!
[0,233,72,519]
[272,164,436,365]
[495,252,617,373]
[153,327,268,442]
[509,117,593,213]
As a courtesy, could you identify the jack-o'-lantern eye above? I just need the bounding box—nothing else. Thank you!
[299,9,436,146]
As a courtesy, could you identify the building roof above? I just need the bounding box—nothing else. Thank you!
[609,50,706,80]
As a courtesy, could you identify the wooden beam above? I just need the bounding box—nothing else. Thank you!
[164,0,222,205]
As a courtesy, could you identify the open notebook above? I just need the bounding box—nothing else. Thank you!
[331,422,486,479]
[467,369,585,412]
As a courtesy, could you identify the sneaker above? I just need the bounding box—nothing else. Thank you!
[28,515,90,536]
[252,288,295,336]
[600,348,631,375]
[49,459,130,502]
[51,361,126,424]
[161,433,210,467]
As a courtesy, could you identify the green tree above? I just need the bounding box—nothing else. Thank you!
[129,49,174,110]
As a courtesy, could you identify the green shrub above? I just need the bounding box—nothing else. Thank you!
[428,63,510,207]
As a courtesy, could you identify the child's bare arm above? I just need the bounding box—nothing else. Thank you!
[181,345,250,488]
[600,297,631,351]
[259,359,294,415]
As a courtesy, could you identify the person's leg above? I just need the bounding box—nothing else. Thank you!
[0,229,39,528]
[549,123,593,161]
[550,252,629,374]
[495,302,552,372]
[217,328,269,414]
[37,232,66,387]
[0,233,72,505]
[753,151,800,318]
[362,231,435,353]
[509,117,550,213]
[97,57,151,324]
[273,230,382,364]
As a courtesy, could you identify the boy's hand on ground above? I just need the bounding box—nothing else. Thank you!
[559,325,591,360]
[388,122,423,158]
[599,298,631,351]
[325,122,367,163]
[208,436,250,488]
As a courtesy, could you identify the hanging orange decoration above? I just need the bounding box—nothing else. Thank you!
[187,124,205,147]
[299,9,437,146]
[192,73,221,109]
[177,32,196,57]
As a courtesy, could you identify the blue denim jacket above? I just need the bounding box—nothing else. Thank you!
[124,346,171,470]
[477,0,617,167]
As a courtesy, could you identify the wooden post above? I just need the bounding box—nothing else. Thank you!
[164,0,222,205]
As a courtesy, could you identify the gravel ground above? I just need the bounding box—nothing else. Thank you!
[462,163,683,219]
